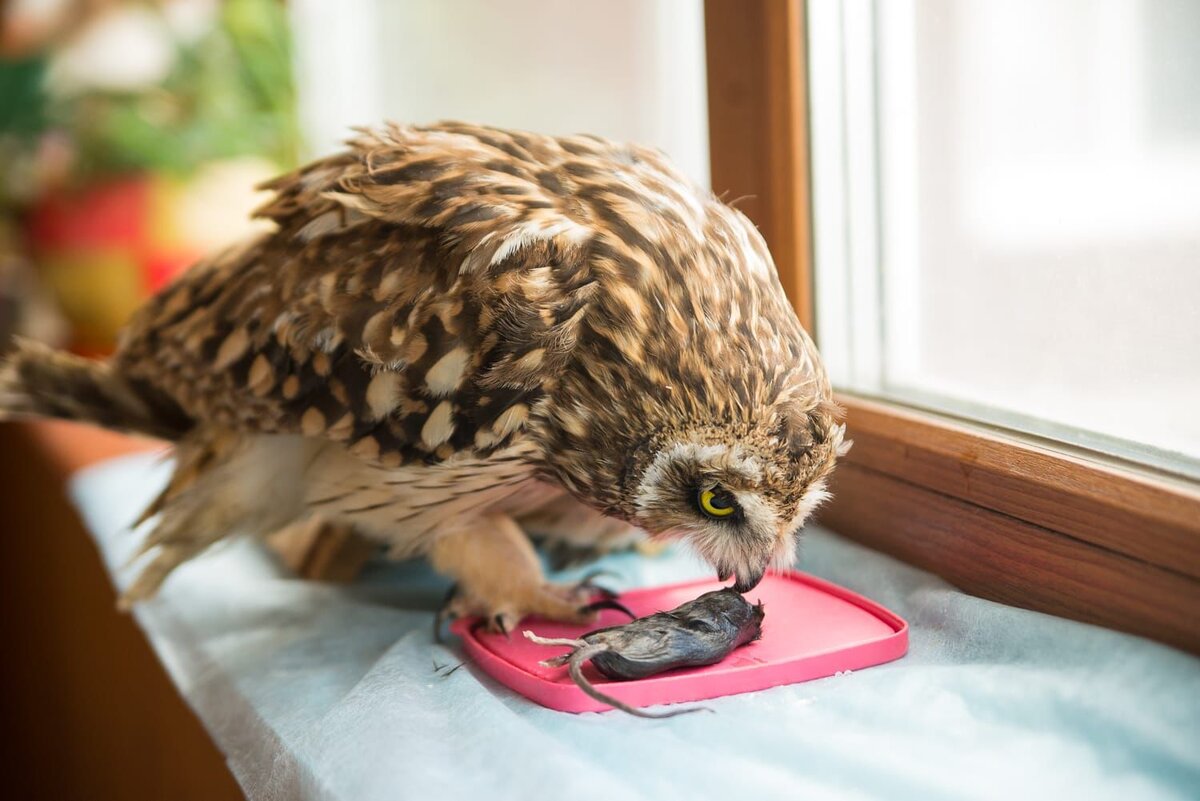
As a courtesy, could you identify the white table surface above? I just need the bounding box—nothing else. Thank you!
[71,453,1200,801]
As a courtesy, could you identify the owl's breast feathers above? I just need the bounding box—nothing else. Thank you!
[113,122,828,486]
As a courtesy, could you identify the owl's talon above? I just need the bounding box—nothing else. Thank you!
[433,582,461,644]
[434,609,459,644]
[588,584,619,600]
[579,598,635,620]
[572,569,621,599]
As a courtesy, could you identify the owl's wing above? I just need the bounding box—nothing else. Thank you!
[116,123,606,465]
[256,122,608,271]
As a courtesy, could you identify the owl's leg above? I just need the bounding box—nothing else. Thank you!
[266,516,378,582]
[517,493,647,570]
[429,512,603,635]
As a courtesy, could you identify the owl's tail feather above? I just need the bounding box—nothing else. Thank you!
[0,338,192,440]
[119,543,205,609]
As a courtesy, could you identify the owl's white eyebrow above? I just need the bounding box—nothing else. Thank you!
[634,441,764,508]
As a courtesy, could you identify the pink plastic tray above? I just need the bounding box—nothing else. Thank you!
[451,570,908,714]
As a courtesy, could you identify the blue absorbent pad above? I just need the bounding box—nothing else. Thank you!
[70,453,1200,801]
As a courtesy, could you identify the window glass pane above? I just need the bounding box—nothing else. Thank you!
[810,0,1200,478]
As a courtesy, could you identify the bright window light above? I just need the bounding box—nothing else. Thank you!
[809,0,1200,479]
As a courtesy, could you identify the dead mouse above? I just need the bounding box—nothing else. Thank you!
[524,587,765,718]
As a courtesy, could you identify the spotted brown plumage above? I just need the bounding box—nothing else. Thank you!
[0,121,847,627]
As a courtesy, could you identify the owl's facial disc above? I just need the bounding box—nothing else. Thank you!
[632,442,831,592]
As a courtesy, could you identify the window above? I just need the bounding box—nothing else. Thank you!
[808,0,1200,480]
[704,0,1200,653]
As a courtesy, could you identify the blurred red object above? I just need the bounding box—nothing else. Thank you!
[27,177,145,249]
[25,175,200,355]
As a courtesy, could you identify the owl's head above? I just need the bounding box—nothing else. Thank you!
[625,412,848,592]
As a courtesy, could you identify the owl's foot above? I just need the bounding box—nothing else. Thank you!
[430,513,628,640]
[436,577,627,640]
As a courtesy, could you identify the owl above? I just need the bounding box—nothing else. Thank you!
[1,122,847,632]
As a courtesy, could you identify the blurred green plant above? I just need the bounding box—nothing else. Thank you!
[0,57,49,139]
[0,56,52,207]
[60,0,299,183]
[0,0,299,208]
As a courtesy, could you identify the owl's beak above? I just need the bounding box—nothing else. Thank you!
[733,565,766,593]
[709,532,776,593]
[718,559,767,593]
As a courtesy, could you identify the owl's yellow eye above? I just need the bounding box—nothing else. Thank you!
[698,487,737,519]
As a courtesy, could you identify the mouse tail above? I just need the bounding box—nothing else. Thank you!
[567,646,709,720]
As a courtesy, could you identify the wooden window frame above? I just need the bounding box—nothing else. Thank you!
[705,0,1200,653]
